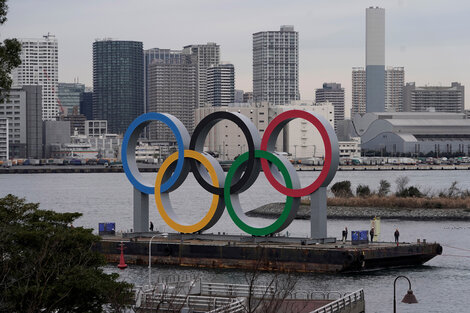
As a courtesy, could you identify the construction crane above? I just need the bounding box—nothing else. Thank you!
[43,68,65,117]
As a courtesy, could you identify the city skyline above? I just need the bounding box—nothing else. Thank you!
[3,0,470,115]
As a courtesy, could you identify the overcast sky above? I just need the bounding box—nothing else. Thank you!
[2,0,469,115]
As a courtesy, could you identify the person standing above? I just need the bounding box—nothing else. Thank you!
[394,228,400,245]
[370,227,375,243]
[342,227,348,243]
[150,221,154,232]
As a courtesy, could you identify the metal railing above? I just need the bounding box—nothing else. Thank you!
[201,282,276,298]
[207,298,245,313]
[136,293,240,312]
[310,289,365,313]
[200,282,347,301]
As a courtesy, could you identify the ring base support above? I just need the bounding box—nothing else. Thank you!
[133,187,149,233]
[310,187,327,239]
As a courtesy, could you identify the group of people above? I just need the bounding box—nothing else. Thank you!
[341,226,400,244]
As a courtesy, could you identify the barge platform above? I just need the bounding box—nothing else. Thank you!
[96,233,442,273]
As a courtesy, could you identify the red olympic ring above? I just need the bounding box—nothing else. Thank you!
[260,110,333,197]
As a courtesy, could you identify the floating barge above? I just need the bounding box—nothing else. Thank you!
[96,233,442,273]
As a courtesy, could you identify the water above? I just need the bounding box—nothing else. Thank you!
[1,170,470,312]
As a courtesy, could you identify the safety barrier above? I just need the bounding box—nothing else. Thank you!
[310,289,365,313]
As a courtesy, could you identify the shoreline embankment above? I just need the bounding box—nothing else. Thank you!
[248,202,470,221]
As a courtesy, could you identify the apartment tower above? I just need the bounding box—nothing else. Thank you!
[315,83,345,130]
[207,63,235,106]
[11,34,58,120]
[182,43,220,107]
[253,25,299,105]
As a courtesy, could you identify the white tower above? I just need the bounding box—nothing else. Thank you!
[12,34,59,121]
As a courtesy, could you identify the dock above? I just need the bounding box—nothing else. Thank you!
[96,233,442,273]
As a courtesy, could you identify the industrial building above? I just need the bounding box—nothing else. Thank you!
[366,7,385,112]
[347,112,470,156]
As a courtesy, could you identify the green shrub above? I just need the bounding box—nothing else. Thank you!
[356,184,371,197]
[331,181,353,198]
[397,186,422,198]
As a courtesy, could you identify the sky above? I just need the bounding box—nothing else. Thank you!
[2,0,470,116]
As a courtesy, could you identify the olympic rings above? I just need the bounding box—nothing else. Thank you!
[190,111,261,196]
[261,110,339,197]
[225,150,300,236]
[122,110,339,235]
[155,150,226,233]
[122,113,190,194]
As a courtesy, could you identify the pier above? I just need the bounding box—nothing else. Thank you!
[97,233,442,273]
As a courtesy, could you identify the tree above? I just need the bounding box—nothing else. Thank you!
[395,176,410,195]
[0,194,134,312]
[356,184,371,197]
[0,0,22,96]
[331,181,353,198]
[377,179,391,197]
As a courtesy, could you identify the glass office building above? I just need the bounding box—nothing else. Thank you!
[93,40,143,134]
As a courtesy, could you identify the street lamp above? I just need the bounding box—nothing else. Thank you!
[148,234,158,287]
[393,275,418,313]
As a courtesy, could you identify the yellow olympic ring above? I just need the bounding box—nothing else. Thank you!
[154,150,220,233]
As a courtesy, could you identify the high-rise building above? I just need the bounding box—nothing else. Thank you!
[62,114,86,136]
[0,118,7,160]
[243,92,253,103]
[93,40,143,134]
[147,59,197,142]
[253,25,299,105]
[385,67,404,112]
[352,66,404,114]
[79,91,93,120]
[207,63,235,106]
[315,83,345,130]
[404,82,465,113]
[366,7,385,112]
[144,48,184,113]
[0,86,43,158]
[58,82,85,115]
[11,34,58,120]
[234,89,244,103]
[352,67,366,115]
[183,43,220,107]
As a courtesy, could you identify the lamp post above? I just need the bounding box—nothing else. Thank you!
[393,275,418,313]
[148,234,158,287]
